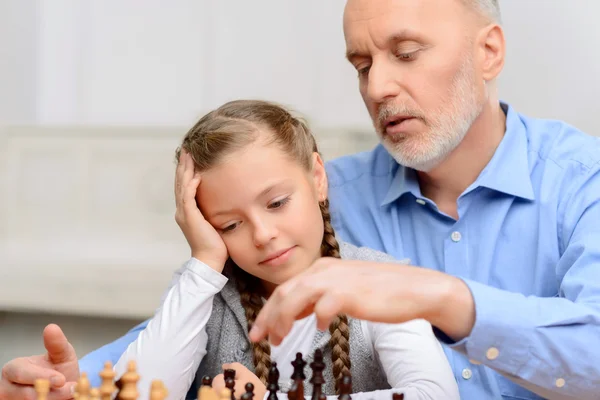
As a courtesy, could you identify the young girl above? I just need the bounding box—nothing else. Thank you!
[114,100,459,400]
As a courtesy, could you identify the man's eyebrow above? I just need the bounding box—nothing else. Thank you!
[346,29,424,62]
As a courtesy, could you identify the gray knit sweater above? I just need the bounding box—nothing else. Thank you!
[188,241,407,398]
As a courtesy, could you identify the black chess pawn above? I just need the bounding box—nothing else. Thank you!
[392,393,404,400]
[291,353,306,381]
[224,369,236,381]
[224,369,236,400]
[310,349,326,400]
[290,353,306,400]
[337,372,352,400]
[241,383,255,400]
[225,377,236,400]
[201,376,213,387]
[267,362,280,400]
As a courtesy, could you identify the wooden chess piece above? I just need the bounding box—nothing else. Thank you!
[225,378,235,400]
[76,372,91,400]
[337,371,352,400]
[99,361,117,400]
[34,378,50,400]
[150,380,168,400]
[290,352,306,400]
[392,393,404,400]
[117,360,140,400]
[90,388,100,400]
[267,362,279,400]
[224,369,236,400]
[201,376,213,387]
[309,350,326,400]
[198,385,219,400]
[241,382,255,400]
[219,388,232,400]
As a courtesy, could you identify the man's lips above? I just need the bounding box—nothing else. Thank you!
[383,114,415,129]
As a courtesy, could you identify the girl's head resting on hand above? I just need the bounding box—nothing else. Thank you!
[175,100,351,387]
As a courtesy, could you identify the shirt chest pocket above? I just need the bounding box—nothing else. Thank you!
[498,377,547,400]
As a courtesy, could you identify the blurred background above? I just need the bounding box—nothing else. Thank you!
[1,0,599,366]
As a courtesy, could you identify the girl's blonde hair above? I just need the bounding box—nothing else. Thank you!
[175,100,350,392]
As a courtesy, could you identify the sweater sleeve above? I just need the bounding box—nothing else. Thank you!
[114,258,228,400]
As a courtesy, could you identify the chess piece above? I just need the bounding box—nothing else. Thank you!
[310,350,326,400]
[290,352,306,400]
[219,388,232,400]
[267,362,279,400]
[201,376,213,387]
[198,385,219,400]
[117,360,140,400]
[150,380,168,400]
[241,382,255,400]
[225,378,235,400]
[90,388,100,400]
[99,361,117,400]
[392,394,404,400]
[34,378,50,400]
[76,372,91,400]
[224,369,236,381]
[337,371,352,400]
[224,369,236,400]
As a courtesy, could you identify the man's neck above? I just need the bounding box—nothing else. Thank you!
[417,100,507,219]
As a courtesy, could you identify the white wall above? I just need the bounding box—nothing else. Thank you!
[2,1,600,133]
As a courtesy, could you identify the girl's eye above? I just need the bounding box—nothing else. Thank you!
[221,222,238,233]
[268,197,291,210]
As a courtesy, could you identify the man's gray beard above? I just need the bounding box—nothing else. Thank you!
[375,56,485,172]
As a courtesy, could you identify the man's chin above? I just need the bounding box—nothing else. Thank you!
[384,146,444,172]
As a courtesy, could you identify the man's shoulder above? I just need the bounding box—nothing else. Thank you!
[521,112,600,171]
[324,144,392,188]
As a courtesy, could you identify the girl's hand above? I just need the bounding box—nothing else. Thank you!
[175,149,228,272]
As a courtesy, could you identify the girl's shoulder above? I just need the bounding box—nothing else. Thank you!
[338,241,410,265]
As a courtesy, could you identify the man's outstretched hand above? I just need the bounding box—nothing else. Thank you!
[0,324,80,400]
[249,258,475,345]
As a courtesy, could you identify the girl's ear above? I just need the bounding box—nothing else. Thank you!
[311,152,328,201]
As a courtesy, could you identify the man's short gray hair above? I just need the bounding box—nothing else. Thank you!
[463,0,501,23]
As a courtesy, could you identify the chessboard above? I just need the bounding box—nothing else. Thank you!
[33,349,405,400]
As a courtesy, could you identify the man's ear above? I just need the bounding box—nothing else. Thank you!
[477,23,505,82]
[311,152,328,201]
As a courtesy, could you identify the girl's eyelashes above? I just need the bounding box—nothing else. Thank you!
[220,222,239,234]
[268,196,291,210]
[218,196,291,234]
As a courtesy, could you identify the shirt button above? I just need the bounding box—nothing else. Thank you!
[461,368,472,380]
[416,199,426,205]
[486,347,499,360]
[451,231,462,242]
[469,359,481,365]
[555,378,565,388]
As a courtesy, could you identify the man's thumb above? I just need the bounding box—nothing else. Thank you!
[43,324,77,363]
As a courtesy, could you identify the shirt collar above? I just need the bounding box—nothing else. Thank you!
[381,101,535,207]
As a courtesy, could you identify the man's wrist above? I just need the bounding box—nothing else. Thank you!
[426,275,476,342]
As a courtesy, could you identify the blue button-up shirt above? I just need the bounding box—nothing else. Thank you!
[80,102,600,399]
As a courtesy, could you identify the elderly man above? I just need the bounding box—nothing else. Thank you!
[2,1,599,399]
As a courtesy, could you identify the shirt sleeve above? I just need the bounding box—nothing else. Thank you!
[113,258,228,400]
[78,262,190,387]
[441,161,600,399]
